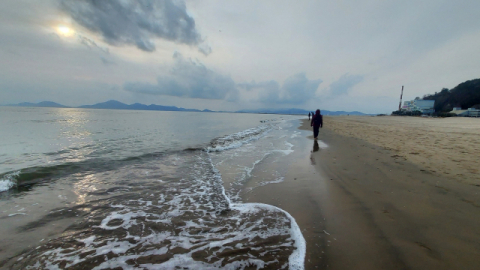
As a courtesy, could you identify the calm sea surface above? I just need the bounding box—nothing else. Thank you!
[0,107,306,269]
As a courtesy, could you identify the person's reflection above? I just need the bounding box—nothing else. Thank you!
[310,140,320,165]
[312,140,319,152]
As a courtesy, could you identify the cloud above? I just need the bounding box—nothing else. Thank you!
[238,80,279,92]
[100,56,116,66]
[60,0,203,52]
[124,52,238,100]
[197,43,212,56]
[329,73,364,96]
[77,35,109,54]
[239,73,322,105]
[281,73,322,104]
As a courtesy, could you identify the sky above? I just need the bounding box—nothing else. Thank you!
[1,0,479,114]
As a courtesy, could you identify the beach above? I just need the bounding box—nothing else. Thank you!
[324,116,480,185]
[245,116,480,269]
[2,109,480,269]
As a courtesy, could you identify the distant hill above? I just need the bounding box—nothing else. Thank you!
[6,101,69,108]
[79,100,203,112]
[4,100,370,115]
[6,100,204,112]
[236,108,370,116]
[79,100,131,110]
[423,78,480,112]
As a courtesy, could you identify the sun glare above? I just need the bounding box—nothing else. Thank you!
[57,25,73,36]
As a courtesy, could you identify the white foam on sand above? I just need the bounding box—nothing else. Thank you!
[231,203,306,270]
[0,171,19,192]
[290,131,301,139]
[274,141,294,155]
[27,158,305,268]
[258,176,285,187]
[209,120,306,269]
[210,121,298,202]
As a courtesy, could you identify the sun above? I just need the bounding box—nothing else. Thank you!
[57,25,73,37]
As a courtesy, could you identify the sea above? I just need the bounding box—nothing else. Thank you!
[0,107,307,269]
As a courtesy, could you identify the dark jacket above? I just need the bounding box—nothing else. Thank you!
[311,114,323,128]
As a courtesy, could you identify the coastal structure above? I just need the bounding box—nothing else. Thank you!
[401,99,435,114]
[450,108,480,117]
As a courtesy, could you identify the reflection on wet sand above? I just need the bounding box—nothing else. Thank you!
[312,140,319,152]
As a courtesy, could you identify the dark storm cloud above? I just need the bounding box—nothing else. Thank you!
[329,73,364,96]
[124,52,238,100]
[239,73,322,105]
[60,0,202,52]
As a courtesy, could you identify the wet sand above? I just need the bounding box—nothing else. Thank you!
[245,117,480,269]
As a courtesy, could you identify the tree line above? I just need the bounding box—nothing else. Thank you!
[422,78,480,112]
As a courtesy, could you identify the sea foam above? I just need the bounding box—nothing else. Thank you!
[9,119,306,269]
[12,149,305,269]
[206,125,273,152]
[0,171,19,192]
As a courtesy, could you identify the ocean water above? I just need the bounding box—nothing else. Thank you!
[0,107,306,269]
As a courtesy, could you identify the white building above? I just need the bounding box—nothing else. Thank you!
[402,99,435,114]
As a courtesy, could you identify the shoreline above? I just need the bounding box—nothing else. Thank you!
[245,117,480,269]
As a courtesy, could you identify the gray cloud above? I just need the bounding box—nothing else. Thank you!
[281,73,322,104]
[124,52,238,100]
[77,35,109,54]
[100,56,116,66]
[197,43,212,56]
[238,80,279,92]
[329,73,364,96]
[239,73,322,105]
[60,0,202,52]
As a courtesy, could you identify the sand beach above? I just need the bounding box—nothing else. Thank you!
[245,116,480,269]
[324,116,480,185]
[2,112,479,269]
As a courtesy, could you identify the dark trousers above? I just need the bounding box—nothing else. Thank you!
[313,126,319,138]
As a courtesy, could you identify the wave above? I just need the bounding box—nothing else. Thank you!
[0,150,173,193]
[0,161,105,193]
[206,124,273,152]
[0,171,19,192]
[0,120,281,193]
[9,149,305,269]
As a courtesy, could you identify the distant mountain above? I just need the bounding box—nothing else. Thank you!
[5,100,204,112]
[4,100,370,115]
[235,108,369,116]
[422,78,480,112]
[78,100,202,112]
[79,100,130,110]
[6,101,69,108]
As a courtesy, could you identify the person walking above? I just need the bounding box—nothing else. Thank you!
[310,109,323,140]
[308,112,311,120]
